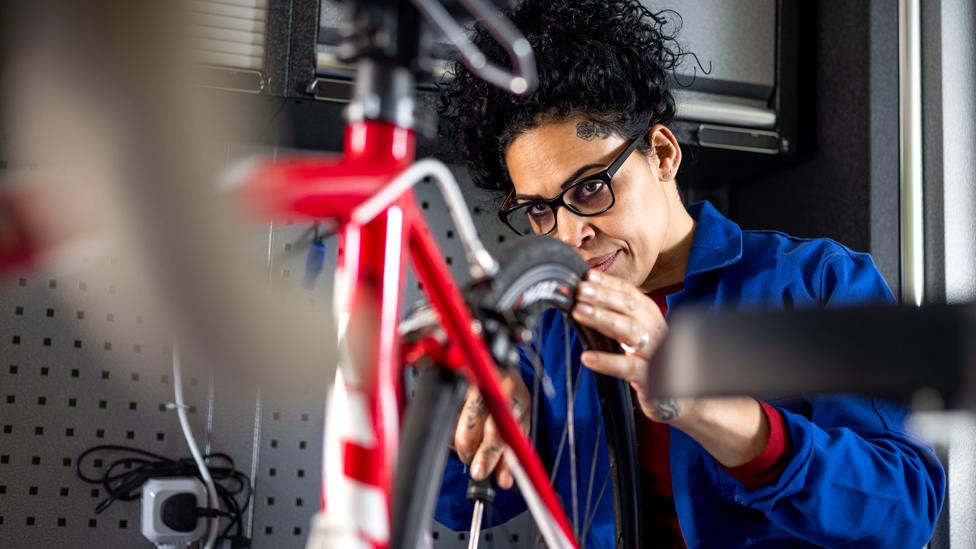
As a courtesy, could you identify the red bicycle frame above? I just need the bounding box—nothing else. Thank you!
[244,119,577,548]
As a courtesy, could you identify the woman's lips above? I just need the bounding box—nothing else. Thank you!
[586,251,619,272]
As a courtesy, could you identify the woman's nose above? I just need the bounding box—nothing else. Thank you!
[553,207,593,248]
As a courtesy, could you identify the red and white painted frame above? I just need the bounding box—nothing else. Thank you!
[243,119,577,549]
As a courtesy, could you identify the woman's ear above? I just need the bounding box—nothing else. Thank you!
[645,124,682,182]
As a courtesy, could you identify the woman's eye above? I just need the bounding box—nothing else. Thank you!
[574,180,604,199]
[527,203,549,218]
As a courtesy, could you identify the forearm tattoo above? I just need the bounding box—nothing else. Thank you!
[576,120,612,140]
[651,398,681,422]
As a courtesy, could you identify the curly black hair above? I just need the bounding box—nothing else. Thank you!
[437,0,692,195]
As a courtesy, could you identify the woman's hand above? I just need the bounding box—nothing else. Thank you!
[571,270,769,467]
[571,270,695,423]
[453,367,530,489]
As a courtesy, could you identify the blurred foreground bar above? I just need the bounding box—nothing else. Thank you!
[652,304,976,408]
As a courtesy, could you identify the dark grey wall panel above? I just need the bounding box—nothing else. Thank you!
[657,0,777,99]
[922,0,947,306]
[867,0,902,302]
[728,0,902,294]
[265,0,319,98]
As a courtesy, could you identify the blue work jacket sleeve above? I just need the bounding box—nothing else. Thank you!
[728,253,946,547]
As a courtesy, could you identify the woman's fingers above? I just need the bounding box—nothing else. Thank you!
[585,269,631,291]
[575,269,687,425]
[579,350,647,383]
[572,301,635,343]
[500,369,531,428]
[495,456,514,489]
[572,300,665,352]
[455,370,532,488]
[454,386,487,464]
[574,270,668,358]
[577,280,645,318]
[471,417,504,481]
[578,271,664,326]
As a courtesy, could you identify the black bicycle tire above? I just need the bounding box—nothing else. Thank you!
[483,236,642,549]
[392,236,641,548]
[393,366,468,548]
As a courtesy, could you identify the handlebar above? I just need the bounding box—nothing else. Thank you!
[412,0,538,96]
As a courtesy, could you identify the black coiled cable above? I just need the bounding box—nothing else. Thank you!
[76,444,252,539]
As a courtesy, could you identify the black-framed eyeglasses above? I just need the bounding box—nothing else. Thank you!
[497,132,645,236]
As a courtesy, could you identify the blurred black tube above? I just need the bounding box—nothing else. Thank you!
[649,304,976,408]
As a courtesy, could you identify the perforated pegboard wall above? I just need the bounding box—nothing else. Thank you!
[0,142,528,548]
[0,259,211,547]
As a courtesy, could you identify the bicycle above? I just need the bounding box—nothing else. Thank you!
[224,0,645,547]
[0,0,646,545]
[0,0,641,546]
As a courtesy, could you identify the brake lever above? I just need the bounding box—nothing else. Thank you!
[411,0,537,96]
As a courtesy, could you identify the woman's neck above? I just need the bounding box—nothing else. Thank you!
[640,197,696,293]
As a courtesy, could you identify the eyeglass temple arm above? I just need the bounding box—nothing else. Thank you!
[606,133,647,178]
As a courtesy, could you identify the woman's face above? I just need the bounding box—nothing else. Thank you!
[504,118,681,289]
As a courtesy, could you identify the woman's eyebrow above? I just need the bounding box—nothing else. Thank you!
[513,162,603,200]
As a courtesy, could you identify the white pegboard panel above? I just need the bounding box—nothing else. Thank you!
[0,143,527,547]
[192,144,336,548]
[403,166,514,308]
[0,259,210,548]
[245,209,334,548]
[248,390,324,545]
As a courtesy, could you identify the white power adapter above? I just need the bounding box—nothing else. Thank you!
[141,477,208,547]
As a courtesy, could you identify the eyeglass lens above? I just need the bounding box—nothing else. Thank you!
[505,179,614,235]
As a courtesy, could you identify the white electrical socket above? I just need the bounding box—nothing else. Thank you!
[141,477,207,547]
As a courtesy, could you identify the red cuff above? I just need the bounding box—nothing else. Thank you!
[721,401,792,490]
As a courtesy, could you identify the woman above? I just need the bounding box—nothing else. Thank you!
[434,1,945,547]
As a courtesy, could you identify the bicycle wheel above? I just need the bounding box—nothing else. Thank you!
[393,235,641,548]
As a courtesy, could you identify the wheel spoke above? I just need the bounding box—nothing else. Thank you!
[563,317,580,536]
[491,315,622,548]
[546,335,586,485]
[528,334,543,443]
[402,238,640,549]
[581,461,613,544]
[580,418,604,549]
